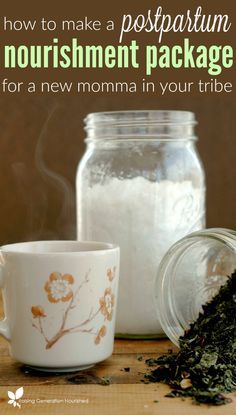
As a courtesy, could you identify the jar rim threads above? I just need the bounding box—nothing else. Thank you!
[84,110,197,141]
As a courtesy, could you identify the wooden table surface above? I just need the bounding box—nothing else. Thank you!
[0,304,236,414]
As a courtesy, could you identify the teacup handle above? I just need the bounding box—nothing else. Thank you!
[0,264,11,341]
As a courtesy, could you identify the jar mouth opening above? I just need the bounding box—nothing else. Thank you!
[155,228,236,347]
[85,110,197,127]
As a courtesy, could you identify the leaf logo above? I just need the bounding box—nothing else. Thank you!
[8,387,24,408]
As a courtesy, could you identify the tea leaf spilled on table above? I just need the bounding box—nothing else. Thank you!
[145,270,236,405]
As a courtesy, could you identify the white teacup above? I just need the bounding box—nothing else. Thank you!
[0,241,119,372]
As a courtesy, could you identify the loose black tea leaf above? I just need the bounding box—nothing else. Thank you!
[100,376,112,385]
[145,270,236,405]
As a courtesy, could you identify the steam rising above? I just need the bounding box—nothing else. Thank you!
[12,161,48,240]
[12,103,76,240]
[35,104,76,239]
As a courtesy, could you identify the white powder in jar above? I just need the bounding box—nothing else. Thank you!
[78,177,205,337]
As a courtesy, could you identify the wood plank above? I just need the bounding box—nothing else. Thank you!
[1,298,236,413]
[0,337,175,386]
[0,353,149,386]
[113,338,177,354]
[0,336,177,355]
[0,384,235,415]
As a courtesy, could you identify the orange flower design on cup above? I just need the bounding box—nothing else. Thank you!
[44,272,74,303]
[31,267,117,349]
[99,288,115,321]
[95,325,107,345]
[107,266,116,282]
[31,305,46,318]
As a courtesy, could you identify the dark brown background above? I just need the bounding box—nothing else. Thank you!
[0,0,235,244]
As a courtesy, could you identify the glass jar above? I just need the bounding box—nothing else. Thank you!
[76,110,206,338]
[156,228,236,345]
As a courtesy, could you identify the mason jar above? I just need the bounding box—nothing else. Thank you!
[155,228,236,345]
[76,110,206,338]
